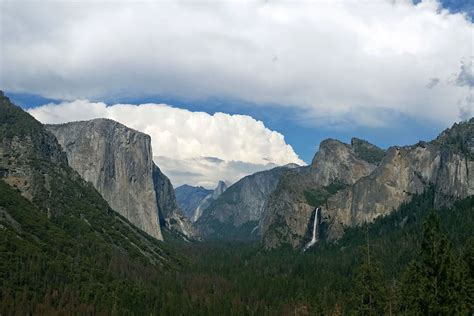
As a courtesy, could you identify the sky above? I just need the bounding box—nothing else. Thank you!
[1,0,473,188]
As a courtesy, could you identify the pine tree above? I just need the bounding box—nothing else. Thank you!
[351,229,388,315]
[463,237,474,311]
[400,212,469,314]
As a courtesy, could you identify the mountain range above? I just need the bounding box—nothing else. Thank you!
[3,89,474,249]
[1,91,473,313]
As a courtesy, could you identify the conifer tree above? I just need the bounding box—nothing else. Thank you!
[463,237,474,311]
[400,213,469,314]
[351,229,387,315]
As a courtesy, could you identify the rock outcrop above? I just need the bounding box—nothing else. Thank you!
[47,119,165,240]
[262,120,474,249]
[324,141,474,241]
[310,139,378,186]
[261,139,380,248]
[46,119,195,240]
[0,93,69,206]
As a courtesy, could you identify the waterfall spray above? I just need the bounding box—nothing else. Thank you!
[303,207,319,252]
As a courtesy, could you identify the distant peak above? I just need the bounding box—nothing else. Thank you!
[212,180,230,199]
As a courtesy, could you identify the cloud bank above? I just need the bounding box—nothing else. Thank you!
[29,100,304,188]
[154,156,279,189]
[1,0,473,127]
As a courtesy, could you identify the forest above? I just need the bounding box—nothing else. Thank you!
[1,182,472,315]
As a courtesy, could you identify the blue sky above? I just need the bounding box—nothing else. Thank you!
[424,0,474,20]
[2,0,473,186]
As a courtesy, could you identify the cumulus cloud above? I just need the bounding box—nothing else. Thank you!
[1,0,473,128]
[28,100,304,187]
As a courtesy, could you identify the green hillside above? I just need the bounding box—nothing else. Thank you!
[0,93,184,314]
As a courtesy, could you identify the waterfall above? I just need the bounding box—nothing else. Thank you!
[303,207,319,252]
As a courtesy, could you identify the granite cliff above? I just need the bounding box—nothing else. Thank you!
[47,119,194,240]
[0,92,172,266]
[261,138,380,248]
[262,121,474,249]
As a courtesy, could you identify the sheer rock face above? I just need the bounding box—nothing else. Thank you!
[0,93,176,268]
[196,165,299,239]
[325,142,474,241]
[262,120,474,249]
[262,140,378,249]
[260,167,317,249]
[46,119,166,240]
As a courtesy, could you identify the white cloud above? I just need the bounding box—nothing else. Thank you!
[28,100,304,187]
[2,0,473,128]
[154,156,279,189]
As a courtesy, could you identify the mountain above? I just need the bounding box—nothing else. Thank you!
[212,180,230,199]
[1,91,472,313]
[46,119,164,240]
[191,180,230,222]
[0,92,179,313]
[46,119,194,239]
[175,185,213,219]
[261,138,381,248]
[196,164,299,240]
[175,180,231,224]
[262,122,474,249]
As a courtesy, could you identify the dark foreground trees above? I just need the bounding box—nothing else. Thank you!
[1,188,473,314]
[352,254,388,315]
[400,213,471,314]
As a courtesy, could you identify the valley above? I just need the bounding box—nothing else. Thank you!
[0,91,473,314]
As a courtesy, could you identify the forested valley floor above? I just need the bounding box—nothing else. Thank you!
[1,184,473,315]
